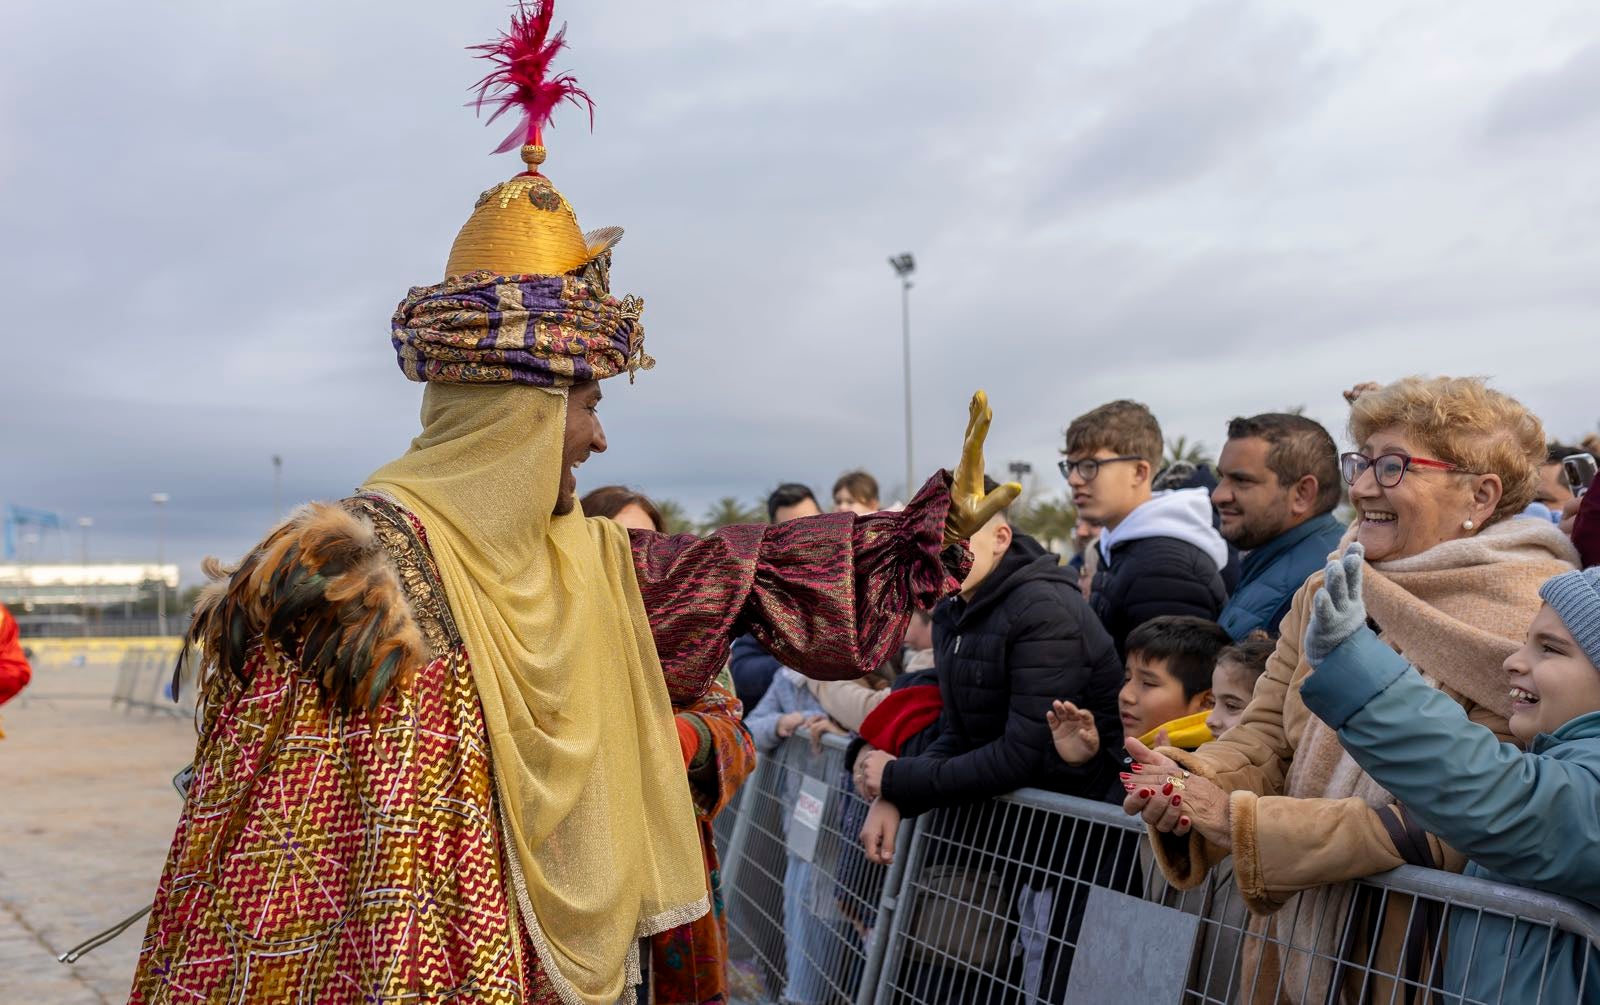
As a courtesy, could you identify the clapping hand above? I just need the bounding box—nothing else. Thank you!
[1121,736,1232,848]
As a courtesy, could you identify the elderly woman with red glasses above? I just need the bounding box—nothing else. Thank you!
[1123,376,1578,1004]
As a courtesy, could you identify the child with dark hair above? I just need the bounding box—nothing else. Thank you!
[1050,616,1233,764]
[1204,629,1275,738]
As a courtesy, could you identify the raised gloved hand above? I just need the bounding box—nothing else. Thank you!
[1304,542,1367,665]
[945,390,1023,546]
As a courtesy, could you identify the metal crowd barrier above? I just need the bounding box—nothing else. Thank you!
[109,644,190,718]
[718,733,1600,1005]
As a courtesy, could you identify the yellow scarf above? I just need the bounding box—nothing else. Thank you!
[1139,710,1214,750]
[364,383,706,1005]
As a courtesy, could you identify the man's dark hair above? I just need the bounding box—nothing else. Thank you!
[766,483,818,523]
[1226,413,1341,515]
[1125,616,1233,700]
[1547,442,1584,465]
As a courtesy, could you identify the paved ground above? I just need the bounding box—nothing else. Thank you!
[1,648,195,1004]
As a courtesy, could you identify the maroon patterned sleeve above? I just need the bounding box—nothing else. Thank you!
[630,472,968,703]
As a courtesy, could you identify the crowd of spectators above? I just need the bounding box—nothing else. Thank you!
[586,375,1600,1004]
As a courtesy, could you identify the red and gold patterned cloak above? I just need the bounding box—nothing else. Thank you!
[131,477,958,1004]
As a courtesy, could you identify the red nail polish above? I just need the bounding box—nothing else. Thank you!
[1139,789,1152,799]
[1162,782,1173,795]
[1179,816,1190,828]
[1119,773,1131,780]
[1123,783,1135,791]
[1171,795,1182,806]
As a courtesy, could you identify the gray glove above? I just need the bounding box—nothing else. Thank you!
[1304,543,1367,665]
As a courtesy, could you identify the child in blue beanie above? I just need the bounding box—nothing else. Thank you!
[1300,545,1600,1004]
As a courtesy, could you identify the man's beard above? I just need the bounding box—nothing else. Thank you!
[1222,506,1290,551]
[552,491,576,517]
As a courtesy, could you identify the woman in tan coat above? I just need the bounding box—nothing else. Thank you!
[1124,377,1578,1003]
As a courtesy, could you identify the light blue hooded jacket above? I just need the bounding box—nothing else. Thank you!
[1301,626,1600,1003]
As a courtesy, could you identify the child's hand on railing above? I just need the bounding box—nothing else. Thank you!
[775,711,808,738]
[859,798,902,866]
[802,713,844,755]
[853,749,895,801]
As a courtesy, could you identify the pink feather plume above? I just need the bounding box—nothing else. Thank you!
[469,0,594,156]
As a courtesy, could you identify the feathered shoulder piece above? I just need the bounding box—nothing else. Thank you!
[182,503,431,712]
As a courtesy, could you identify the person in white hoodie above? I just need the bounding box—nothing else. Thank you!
[1061,399,1229,656]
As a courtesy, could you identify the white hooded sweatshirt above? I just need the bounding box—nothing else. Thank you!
[1097,487,1229,570]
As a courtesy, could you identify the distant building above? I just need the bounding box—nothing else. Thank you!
[0,563,181,636]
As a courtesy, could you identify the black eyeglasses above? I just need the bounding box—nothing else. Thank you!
[1058,456,1142,483]
[1340,451,1471,488]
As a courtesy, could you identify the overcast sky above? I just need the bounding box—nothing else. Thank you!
[3,0,1598,578]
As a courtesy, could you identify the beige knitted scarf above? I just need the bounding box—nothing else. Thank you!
[1286,517,1578,807]
[1259,518,1576,1004]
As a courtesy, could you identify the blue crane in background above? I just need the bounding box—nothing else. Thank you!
[3,503,65,561]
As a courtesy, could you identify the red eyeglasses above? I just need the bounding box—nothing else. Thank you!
[1340,452,1472,488]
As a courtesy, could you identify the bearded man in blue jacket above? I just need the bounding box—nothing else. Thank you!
[1213,413,1346,640]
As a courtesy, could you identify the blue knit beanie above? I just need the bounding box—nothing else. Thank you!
[1539,567,1600,670]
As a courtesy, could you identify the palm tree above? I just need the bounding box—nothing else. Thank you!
[700,497,765,532]
[653,498,696,536]
[1010,495,1078,553]
[1164,435,1214,469]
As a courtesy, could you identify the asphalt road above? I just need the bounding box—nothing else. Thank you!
[0,652,195,1004]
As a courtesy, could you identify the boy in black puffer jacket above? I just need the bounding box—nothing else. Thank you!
[855,494,1124,1002]
[855,510,1123,834]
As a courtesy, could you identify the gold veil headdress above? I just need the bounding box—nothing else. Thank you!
[367,6,703,1003]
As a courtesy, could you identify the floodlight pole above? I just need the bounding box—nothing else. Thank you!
[889,253,917,498]
[152,493,169,636]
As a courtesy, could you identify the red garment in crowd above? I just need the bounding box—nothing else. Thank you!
[1573,489,1600,568]
[651,680,757,1005]
[858,684,943,756]
[0,602,31,707]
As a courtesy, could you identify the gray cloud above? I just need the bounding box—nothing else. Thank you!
[1484,41,1600,141]
[2,0,1597,582]
[1030,3,1333,214]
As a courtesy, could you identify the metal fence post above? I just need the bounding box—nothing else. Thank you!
[867,805,933,1005]
[855,810,917,1005]
[715,753,1600,1005]
[718,746,774,906]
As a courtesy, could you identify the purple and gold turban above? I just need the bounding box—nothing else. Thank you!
[392,268,650,388]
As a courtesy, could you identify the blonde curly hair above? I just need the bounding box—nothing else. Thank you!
[1348,376,1545,526]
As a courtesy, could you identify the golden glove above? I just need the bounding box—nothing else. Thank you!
[945,390,1023,545]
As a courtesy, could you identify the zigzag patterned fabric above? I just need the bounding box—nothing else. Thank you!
[131,476,959,1003]
[130,498,561,1004]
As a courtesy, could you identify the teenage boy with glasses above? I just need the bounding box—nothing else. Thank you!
[1062,399,1229,657]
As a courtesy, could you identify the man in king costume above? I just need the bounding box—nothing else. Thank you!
[129,5,1018,1003]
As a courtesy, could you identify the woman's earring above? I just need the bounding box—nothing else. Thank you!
[1463,519,1475,531]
